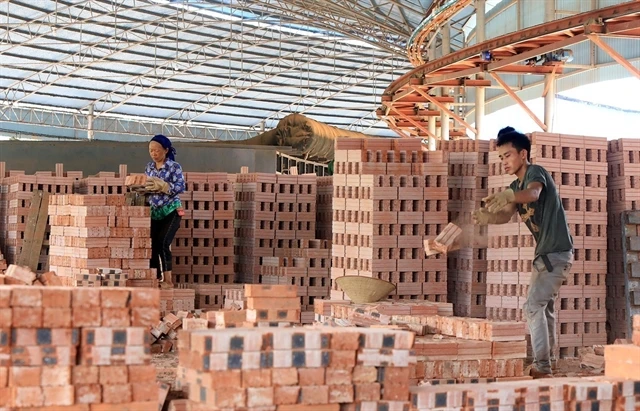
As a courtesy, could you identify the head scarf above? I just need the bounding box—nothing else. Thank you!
[150,134,176,161]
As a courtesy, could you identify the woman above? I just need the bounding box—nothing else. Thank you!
[144,134,185,289]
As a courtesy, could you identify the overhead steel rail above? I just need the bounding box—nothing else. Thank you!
[378,1,640,140]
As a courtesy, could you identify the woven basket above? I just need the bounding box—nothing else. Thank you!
[335,276,396,304]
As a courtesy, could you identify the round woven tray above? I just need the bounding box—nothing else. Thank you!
[335,276,396,304]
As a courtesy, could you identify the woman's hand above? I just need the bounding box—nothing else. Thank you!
[145,177,170,193]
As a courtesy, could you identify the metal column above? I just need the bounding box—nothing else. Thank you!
[475,0,486,140]
[544,74,556,132]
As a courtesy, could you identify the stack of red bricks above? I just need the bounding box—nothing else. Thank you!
[73,164,128,196]
[173,172,235,310]
[486,132,608,357]
[411,376,639,410]
[331,138,448,303]
[259,239,331,323]
[316,176,333,241]
[206,285,301,328]
[0,163,81,273]
[233,172,317,284]
[314,300,453,327]
[606,139,640,341]
[439,139,489,318]
[0,285,160,409]
[177,326,416,410]
[47,194,156,288]
[159,288,196,316]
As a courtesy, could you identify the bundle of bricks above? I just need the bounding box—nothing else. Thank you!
[0,163,81,273]
[47,194,157,288]
[159,288,197,316]
[177,326,416,410]
[173,172,235,310]
[486,132,608,357]
[606,139,640,341]
[233,171,317,284]
[411,376,639,410]
[0,285,160,409]
[439,139,489,318]
[206,285,301,329]
[316,176,333,241]
[619,211,640,339]
[259,239,331,324]
[73,164,128,196]
[331,138,448,303]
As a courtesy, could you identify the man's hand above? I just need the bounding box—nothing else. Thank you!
[483,189,515,213]
[472,208,498,225]
[145,177,170,194]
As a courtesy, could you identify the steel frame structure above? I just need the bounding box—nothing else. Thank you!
[0,0,441,141]
[378,1,640,140]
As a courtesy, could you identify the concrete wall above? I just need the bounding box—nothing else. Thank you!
[0,141,282,175]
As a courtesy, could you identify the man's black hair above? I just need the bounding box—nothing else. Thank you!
[496,126,531,161]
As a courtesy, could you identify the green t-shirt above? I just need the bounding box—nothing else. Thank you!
[509,164,573,257]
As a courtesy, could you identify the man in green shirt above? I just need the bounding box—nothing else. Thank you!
[473,127,573,378]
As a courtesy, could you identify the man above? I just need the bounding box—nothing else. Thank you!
[473,127,573,378]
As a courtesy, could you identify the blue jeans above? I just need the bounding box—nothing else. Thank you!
[523,250,573,373]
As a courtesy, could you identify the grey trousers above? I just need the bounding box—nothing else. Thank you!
[523,250,574,373]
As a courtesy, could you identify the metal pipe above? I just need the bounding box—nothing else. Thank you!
[87,104,94,141]
[475,76,485,140]
[544,74,556,131]
[476,0,486,43]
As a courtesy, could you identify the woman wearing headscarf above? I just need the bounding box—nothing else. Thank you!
[145,134,185,289]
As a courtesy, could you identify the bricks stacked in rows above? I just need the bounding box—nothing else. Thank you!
[316,176,333,241]
[207,285,301,329]
[331,138,448,302]
[47,194,156,287]
[73,165,129,196]
[173,172,234,310]
[486,133,608,358]
[177,326,415,410]
[0,163,81,273]
[439,139,489,318]
[234,173,317,284]
[160,288,197,316]
[620,211,640,340]
[607,139,640,340]
[260,239,331,324]
[0,285,159,409]
[411,377,639,410]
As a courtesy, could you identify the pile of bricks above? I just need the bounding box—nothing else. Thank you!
[486,133,608,357]
[73,165,128,196]
[0,163,81,273]
[411,376,639,410]
[224,287,245,310]
[259,239,331,323]
[439,140,489,318]
[605,314,640,380]
[233,172,317,284]
[177,326,416,410]
[331,138,448,303]
[173,172,235,310]
[0,285,160,409]
[206,285,301,328]
[606,139,640,341]
[316,176,333,241]
[0,250,6,273]
[47,194,157,288]
[160,288,196,315]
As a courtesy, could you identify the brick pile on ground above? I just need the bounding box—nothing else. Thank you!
[314,300,526,383]
[486,132,608,358]
[0,285,160,409]
[160,288,197,316]
[0,163,81,273]
[47,194,157,288]
[205,284,301,329]
[173,172,234,310]
[439,139,489,318]
[331,137,449,303]
[259,239,331,324]
[607,139,640,341]
[411,376,639,410]
[233,171,317,284]
[177,326,415,410]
